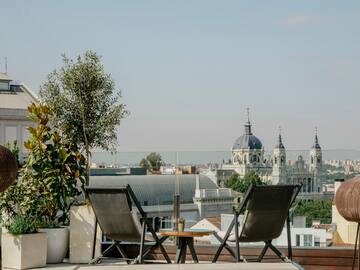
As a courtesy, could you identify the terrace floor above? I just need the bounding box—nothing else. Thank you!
[32,262,301,270]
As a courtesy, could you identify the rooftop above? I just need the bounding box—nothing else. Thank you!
[0,73,12,81]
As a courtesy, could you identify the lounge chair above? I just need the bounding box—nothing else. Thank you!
[212,184,301,263]
[86,185,172,264]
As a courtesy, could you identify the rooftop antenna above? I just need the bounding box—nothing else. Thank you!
[5,57,7,74]
[279,125,282,136]
[246,107,250,122]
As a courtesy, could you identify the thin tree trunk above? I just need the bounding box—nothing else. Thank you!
[78,85,90,186]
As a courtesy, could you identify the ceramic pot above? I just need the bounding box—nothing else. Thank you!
[38,227,69,263]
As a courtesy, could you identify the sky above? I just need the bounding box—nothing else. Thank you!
[1,0,359,152]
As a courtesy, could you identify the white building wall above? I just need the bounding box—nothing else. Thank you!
[192,214,327,247]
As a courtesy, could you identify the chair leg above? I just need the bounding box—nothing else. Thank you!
[92,218,98,260]
[213,211,239,263]
[115,242,130,264]
[142,236,168,258]
[147,223,172,263]
[268,241,289,262]
[212,224,235,263]
[286,215,293,260]
[213,231,237,260]
[257,241,270,262]
[89,242,116,264]
[234,212,240,262]
[157,239,172,263]
[139,220,146,264]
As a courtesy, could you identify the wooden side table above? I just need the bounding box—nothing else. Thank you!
[160,229,212,264]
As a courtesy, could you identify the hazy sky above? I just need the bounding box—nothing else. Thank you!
[1,0,359,151]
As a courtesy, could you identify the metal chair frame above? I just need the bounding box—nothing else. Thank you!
[212,184,301,263]
[86,185,172,264]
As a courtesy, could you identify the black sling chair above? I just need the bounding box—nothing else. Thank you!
[86,185,172,264]
[212,184,301,263]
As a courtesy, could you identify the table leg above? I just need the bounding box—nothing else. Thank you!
[181,238,187,263]
[175,238,186,264]
[187,238,199,263]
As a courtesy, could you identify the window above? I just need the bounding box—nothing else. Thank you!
[304,234,313,247]
[296,235,300,246]
[5,126,17,144]
[0,82,9,91]
[314,237,320,247]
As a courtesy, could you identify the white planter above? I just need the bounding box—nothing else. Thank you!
[1,232,47,269]
[69,205,102,263]
[38,227,69,263]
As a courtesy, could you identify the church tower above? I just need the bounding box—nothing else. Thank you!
[310,129,322,173]
[310,128,322,192]
[272,128,287,184]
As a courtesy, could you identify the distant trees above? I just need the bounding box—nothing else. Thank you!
[225,171,266,193]
[140,152,164,172]
[40,50,129,185]
[293,199,332,226]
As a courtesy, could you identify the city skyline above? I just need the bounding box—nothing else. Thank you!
[1,0,359,151]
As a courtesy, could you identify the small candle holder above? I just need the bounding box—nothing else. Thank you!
[178,217,185,232]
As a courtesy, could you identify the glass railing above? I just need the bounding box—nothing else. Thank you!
[90,149,360,249]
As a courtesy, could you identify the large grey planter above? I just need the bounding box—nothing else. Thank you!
[38,227,69,263]
[1,232,47,269]
[69,205,102,263]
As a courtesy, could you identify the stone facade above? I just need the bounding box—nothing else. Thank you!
[0,73,38,162]
[219,116,324,195]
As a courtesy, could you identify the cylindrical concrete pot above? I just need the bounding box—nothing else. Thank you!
[38,227,69,263]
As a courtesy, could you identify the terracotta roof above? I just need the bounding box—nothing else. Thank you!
[206,216,221,229]
[313,224,333,230]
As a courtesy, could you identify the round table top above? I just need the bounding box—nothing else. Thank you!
[160,229,212,237]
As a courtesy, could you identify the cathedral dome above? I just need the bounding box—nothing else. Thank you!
[233,134,263,150]
[232,118,263,150]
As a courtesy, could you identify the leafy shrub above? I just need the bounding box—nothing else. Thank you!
[7,215,37,235]
[0,103,86,229]
[225,171,267,193]
[21,103,86,226]
[293,199,332,226]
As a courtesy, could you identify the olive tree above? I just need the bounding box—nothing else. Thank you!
[40,51,128,185]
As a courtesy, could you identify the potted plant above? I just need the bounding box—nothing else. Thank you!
[1,215,47,269]
[39,51,128,263]
[20,103,86,264]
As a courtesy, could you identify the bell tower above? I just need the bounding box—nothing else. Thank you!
[310,128,322,173]
[310,128,322,192]
[272,127,287,184]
